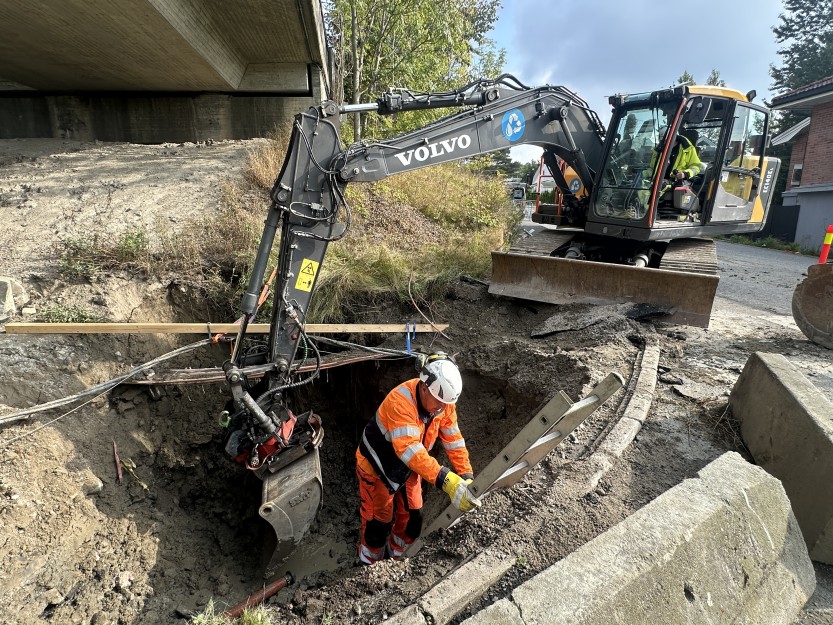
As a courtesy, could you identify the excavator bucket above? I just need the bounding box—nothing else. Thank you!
[792,263,833,350]
[259,447,323,573]
[489,235,720,328]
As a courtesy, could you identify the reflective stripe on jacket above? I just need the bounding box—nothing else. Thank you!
[358,378,473,493]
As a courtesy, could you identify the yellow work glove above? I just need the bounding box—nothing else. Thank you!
[440,471,481,512]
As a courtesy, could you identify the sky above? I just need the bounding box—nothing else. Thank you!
[490,0,785,163]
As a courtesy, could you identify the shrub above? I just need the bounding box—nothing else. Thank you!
[40,304,105,323]
[55,228,151,278]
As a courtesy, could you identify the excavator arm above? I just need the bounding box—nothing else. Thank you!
[221,75,607,568]
[235,76,605,387]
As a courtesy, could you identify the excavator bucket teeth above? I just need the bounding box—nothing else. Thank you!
[489,245,719,328]
[260,448,323,573]
[792,263,833,350]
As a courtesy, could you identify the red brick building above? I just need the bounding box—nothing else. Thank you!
[771,76,833,251]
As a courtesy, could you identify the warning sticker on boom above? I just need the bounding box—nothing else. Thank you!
[294,259,319,292]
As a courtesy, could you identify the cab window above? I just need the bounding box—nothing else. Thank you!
[719,106,766,202]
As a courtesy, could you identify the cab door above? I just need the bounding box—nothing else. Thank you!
[709,103,768,223]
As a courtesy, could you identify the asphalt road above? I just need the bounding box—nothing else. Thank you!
[715,240,814,316]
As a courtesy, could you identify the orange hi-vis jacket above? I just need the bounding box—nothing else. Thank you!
[358,378,473,493]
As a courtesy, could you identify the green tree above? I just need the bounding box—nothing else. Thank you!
[767,0,833,204]
[676,70,695,85]
[706,69,726,87]
[325,0,505,142]
[770,0,833,95]
[676,69,726,86]
[518,159,540,185]
[468,149,518,177]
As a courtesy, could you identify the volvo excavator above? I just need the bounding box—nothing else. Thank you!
[221,75,786,568]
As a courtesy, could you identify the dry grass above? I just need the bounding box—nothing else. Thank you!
[56,228,152,277]
[391,163,517,231]
[243,126,293,190]
[702,400,748,452]
[190,599,272,625]
[54,130,518,324]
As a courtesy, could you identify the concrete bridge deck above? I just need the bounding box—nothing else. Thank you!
[0,0,332,141]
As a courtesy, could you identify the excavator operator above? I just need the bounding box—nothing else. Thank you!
[650,127,704,183]
[355,353,479,564]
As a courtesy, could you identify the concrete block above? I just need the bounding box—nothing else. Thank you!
[0,277,16,315]
[460,598,525,625]
[419,551,515,625]
[381,604,426,625]
[731,352,833,564]
[0,276,27,306]
[509,452,814,625]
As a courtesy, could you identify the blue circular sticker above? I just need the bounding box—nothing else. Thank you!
[569,178,582,193]
[502,109,525,142]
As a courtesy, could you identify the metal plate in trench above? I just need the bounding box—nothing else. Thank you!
[260,448,323,569]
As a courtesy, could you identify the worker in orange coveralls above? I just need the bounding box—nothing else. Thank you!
[355,353,480,564]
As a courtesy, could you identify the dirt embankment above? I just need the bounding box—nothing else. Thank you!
[0,139,829,625]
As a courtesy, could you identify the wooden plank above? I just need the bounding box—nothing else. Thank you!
[3,322,448,335]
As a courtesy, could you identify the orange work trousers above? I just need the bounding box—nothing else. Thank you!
[356,450,423,564]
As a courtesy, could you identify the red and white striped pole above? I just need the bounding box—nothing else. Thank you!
[819,224,833,264]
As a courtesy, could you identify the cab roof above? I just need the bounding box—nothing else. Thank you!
[686,85,748,101]
[610,85,751,108]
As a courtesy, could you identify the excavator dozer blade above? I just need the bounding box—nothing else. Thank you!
[489,250,719,328]
[259,448,323,573]
[792,263,833,350]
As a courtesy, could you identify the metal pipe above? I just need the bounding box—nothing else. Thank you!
[632,253,650,267]
[222,573,294,618]
[340,102,380,113]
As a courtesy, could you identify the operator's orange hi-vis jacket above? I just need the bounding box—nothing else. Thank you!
[359,378,473,492]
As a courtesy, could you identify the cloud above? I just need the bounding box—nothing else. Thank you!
[495,0,783,161]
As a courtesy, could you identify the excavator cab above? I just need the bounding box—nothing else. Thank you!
[585,86,780,241]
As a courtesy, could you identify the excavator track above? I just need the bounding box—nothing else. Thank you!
[490,233,719,327]
[508,229,577,255]
[658,238,718,275]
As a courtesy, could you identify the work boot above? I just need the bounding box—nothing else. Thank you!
[386,533,408,560]
[358,541,384,565]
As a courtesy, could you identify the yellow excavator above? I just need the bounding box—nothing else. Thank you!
[490,84,781,327]
[222,75,794,567]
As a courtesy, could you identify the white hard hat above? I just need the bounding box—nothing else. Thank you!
[419,354,463,404]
